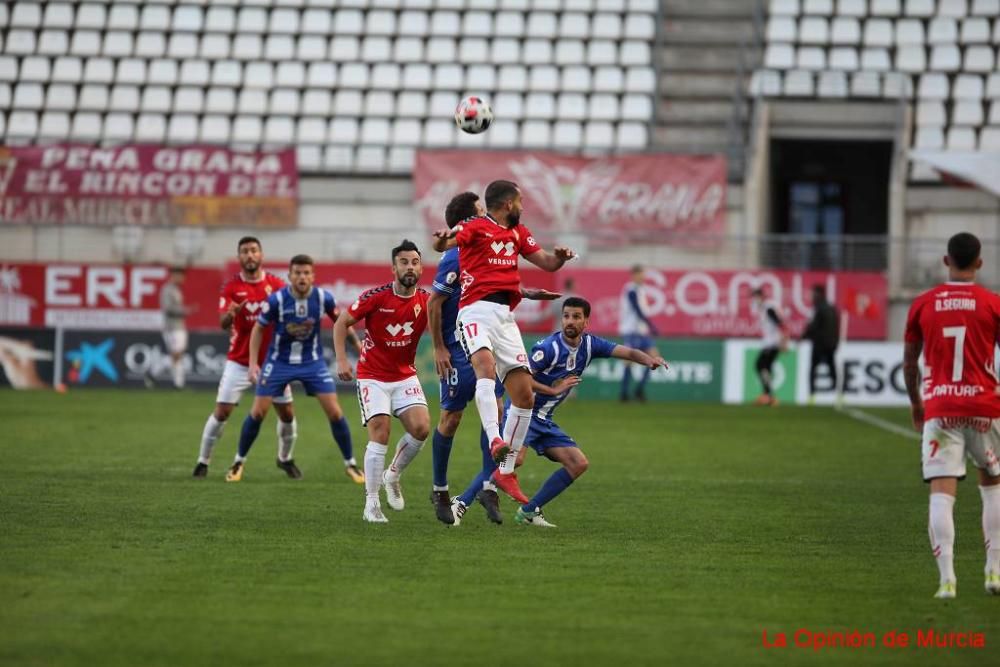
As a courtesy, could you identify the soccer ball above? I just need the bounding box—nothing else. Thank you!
[454,96,493,134]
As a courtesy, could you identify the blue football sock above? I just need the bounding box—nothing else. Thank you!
[523,468,574,513]
[237,415,263,458]
[330,416,354,462]
[431,429,454,488]
[458,431,496,506]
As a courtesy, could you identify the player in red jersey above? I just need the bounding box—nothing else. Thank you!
[903,232,1000,598]
[334,239,432,523]
[192,236,301,479]
[432,180,575,493]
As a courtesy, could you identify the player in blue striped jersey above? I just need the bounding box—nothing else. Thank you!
[506,296,667,527]
[225,254,363,483]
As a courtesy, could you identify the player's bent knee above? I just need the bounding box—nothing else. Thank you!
[367,416,391,444]
[437,410,463,437]
[569,453,589,478]
[274,403,294,421]
[214,403,235,421]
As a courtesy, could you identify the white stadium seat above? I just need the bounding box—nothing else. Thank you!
[863,19,893,48]
[70,112,101,142]
[784,70,815,96]
[770,0,800,15]
[980,127,1000,151]
[896,46,928,72]
[19,57,50,83]
[38,31,69,56]
[135,113,166,143]
[168,115,199,144]
[946,127,977,150]
[830,18,860,44]
[244,62,275,89]
[765,44,796,69]
[861,48,891,71]
[930,45,961,71]
[829,47,859,70]
[44,84,76,111]
[963,46,995,72]
[797,47,827,70]
[906,0,936,16]
[952,100,984,125]
[803,0,834,14]
[749,70,783,96]
[988,73,1000,99]
[937,1,969,18]
[895,20,925,46]
[836,0,866,16]
[200,116,230,144]
[918,73,950,99]
[799,18,829,45]
[914,126,945,148]
[39,111,70,141]
[767,17,796,43]
[990,102,1000,124]
[141,87,171,113]
[851,71,881,97]
[870,0,901,15]
[916,101,947,126]
[972,0,1000,14]
[953,74,985,100]
[175,87,206,114]
[78,84,108,111]
[928,19,958,45]
[592,14,622,40]
[960,18,990,43]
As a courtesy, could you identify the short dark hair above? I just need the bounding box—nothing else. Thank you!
[445,192,480,229]
[170,265,185,275]
[289,254,314,269]
[947,232,981,270]
[392,239,421,261]
[630,264,644,274]
[485,180,519,210]
[562,296,591,318]
[237,236,261,250]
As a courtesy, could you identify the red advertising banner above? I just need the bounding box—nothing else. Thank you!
[412,150,727,247]
[560,267,888,340]
[0,262,886,339]
[0,144,298,226]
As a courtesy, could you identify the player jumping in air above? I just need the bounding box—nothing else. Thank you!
[334,240,432,524]
[452,297,667,527]
[193,237,299,479]
[903,232,1000,598]
[429,192,561,525]
[432,180,575,498]
[226,255,363,483]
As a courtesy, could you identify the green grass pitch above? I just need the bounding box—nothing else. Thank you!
[1,389,997,666]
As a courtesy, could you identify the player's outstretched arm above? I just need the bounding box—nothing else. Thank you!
[521,286,562,301]
[611,345,668,371]
[248,323,265,383]
[432,228,459,252]
[533,375,582,396]
[220,300,243,331]
[333,311,360,382]
[428,291,453,379]
[524,246,576,272]
[903,340,924,431]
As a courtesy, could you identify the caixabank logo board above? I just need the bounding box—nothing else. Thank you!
[62,331,230,387]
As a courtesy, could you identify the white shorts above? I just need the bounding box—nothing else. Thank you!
[456,300,529,382]
[216,360,292,405]
[356,376,427,425]
[162,330,188,354]
[922,417,1000,481]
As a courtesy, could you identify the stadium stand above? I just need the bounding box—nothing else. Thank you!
[0,0,661,174]
[752,0,1000,181]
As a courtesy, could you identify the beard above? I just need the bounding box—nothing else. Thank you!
[399,273,418,288]
[562,326,579,339]
[242,260,259,273]
[506,210,521,227]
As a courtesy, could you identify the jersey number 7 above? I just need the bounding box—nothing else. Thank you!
[942,326,966,382]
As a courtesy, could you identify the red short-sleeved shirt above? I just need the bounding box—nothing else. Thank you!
[904,281,1000,419]
[348,283,429,382]
[219,271,285,366]
[455,215,541,311]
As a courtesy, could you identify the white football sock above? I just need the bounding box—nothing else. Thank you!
[364,442,387,500]
[980,485,1000,574]
[929,493,956,584]
[277,418,297,462]
[499,405,533,474]
[172,360,185,389]
[386,433,425,480]
[198,415,226,464]
[475,378,501,442]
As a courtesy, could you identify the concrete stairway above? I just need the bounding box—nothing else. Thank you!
[656,0,762,175]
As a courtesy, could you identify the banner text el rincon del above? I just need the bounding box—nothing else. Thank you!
[0,144,298,227]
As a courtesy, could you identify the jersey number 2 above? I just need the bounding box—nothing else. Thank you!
[942,326,966,382]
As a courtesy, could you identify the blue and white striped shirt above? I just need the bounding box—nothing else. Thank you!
[529,331,618,421]
[258,286,336,365]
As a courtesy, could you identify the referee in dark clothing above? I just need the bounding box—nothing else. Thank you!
[802,284,840,398]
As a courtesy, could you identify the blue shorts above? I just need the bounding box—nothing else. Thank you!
[439,343,504,412]
[623,334,654,351]
[256,359,336,397]
[509,417,577,455]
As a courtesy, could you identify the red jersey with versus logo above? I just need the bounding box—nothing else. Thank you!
[348,283,429,382]
[455,215,541,311]
[219,271,286,366]
[904,281,1000,419]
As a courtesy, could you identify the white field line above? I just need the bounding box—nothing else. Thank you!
[835,406,921,441]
